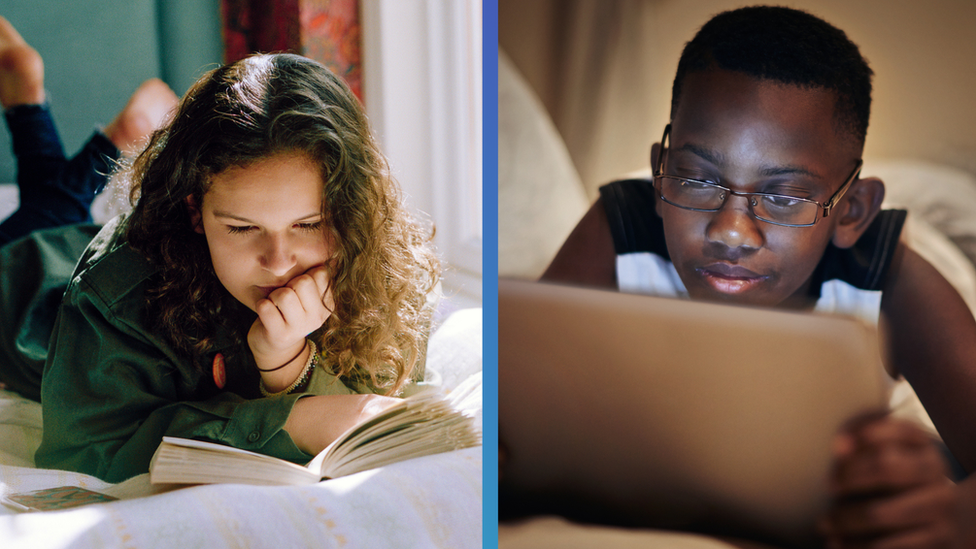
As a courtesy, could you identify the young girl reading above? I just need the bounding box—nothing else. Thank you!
[33,53,440,483]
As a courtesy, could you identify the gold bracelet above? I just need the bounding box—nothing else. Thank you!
[260,340,319,397]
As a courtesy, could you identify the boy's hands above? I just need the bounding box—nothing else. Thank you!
[248,265,335,381]
[821,415,960,548]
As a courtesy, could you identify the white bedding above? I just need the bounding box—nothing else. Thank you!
[0,308,483,548]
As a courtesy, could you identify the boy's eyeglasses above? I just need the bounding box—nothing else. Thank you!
[653,124,863,227]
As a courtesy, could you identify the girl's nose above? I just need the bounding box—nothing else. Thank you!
[261,234,297,275]
[705,194,764,252]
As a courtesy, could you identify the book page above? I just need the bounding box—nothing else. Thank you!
[151,437,320,485]
[307,390,479,477]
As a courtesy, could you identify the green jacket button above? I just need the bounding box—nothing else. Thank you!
[247,431,260,442]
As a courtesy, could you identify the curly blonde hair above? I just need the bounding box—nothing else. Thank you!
[124,54,440,394]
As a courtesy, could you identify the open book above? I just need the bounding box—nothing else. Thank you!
[149,382,481,486]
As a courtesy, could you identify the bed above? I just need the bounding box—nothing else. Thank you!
[498,48,976,548]
[0,226,483,549]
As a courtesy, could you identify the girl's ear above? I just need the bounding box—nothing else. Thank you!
[831,177,885,249]
[650,142,663,217]
[185,195,205,234]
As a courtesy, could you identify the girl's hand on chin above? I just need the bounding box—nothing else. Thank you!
[248,265,335,370]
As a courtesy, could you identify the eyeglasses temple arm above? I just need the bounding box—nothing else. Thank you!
[654,124,672,177]
[822,160,863,217]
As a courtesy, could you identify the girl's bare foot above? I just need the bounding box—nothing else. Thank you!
[0,16,45,108]
[103,78,179,155]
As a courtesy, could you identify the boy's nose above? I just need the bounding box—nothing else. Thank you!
[705,194,764,252]
[261,234,297,275]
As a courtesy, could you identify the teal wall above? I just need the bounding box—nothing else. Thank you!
[0,0,223,182]
[157,0,226,97]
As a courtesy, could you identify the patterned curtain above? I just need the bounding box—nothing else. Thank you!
[222,0,363,101]
[222,0,302,61]
[300,0,362,100]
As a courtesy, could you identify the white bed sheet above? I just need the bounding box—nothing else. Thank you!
[0,308,483,549]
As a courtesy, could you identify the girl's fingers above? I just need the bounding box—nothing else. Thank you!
[254,296,288,336]
[267,284,304,318]
[323,286,335,314]
[258,285,308,342]
[286,266,332,308]
[284,275,317,313]
[259,269,332,345]
[288,273,331,322]
[306,265,331,297]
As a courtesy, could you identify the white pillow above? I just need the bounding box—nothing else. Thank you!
[498,50,589,279]
[869,158,976,264]
[867,158,976,311]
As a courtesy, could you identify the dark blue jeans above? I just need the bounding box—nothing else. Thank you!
[1,104,119,245]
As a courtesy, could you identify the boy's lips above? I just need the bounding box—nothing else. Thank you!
[697,263,768,294]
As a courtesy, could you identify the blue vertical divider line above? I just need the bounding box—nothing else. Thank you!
[483,0,499,546]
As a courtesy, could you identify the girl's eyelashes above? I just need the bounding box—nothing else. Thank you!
[225,222,324,235]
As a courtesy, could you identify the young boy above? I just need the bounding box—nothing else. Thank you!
[541,6,972,547]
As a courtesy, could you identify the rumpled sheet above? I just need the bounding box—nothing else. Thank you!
[1,447,482,549]
[0,308,483,549]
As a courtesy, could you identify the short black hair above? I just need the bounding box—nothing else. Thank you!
[671,6,873,145]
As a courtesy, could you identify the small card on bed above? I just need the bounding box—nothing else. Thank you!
[2,486,118,512]
[150,389,481,486]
